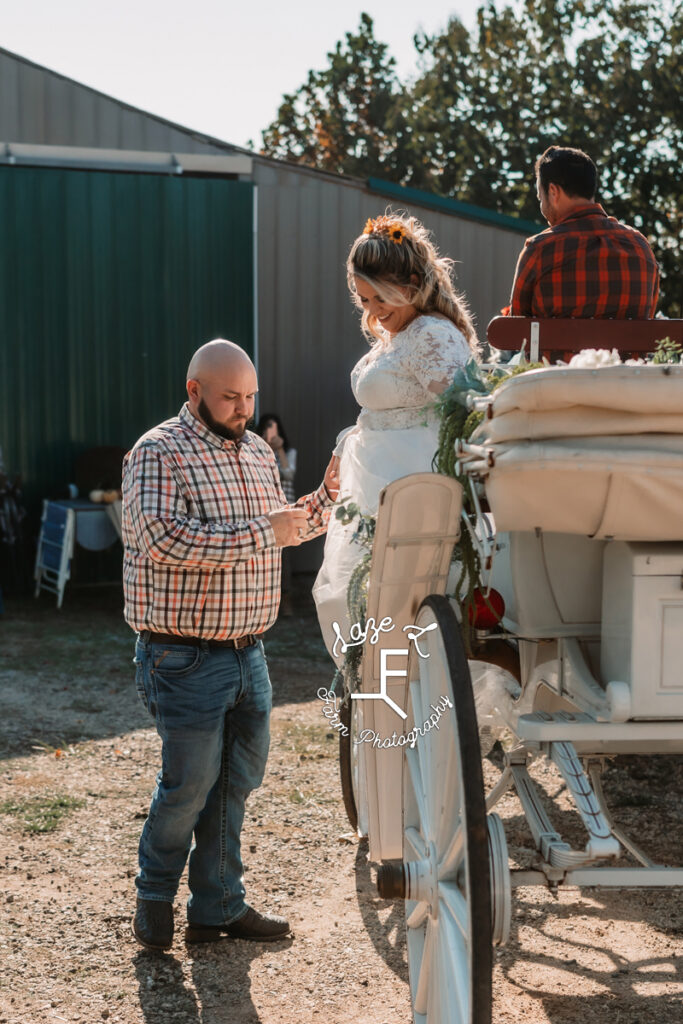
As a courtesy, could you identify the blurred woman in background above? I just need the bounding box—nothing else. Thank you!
[257,413,297,614]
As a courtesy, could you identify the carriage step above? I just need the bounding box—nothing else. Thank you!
[517,710,683,742]
[517,711,595,739]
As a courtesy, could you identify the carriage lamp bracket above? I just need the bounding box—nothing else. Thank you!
[467,393,493,416]
[460,491,497,574]
[454,439,495,467]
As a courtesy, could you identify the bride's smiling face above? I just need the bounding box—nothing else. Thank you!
[354,276,417,337]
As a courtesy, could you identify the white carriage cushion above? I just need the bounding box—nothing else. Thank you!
[484,436,683,539]
[473,406,683,444]
[489,364,683,417]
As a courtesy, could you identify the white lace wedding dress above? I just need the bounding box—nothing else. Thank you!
[313,314,472,665]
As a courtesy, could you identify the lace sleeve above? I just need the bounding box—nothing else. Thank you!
[404,320,472,395]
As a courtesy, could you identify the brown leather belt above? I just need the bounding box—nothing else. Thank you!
[142,631,259,650]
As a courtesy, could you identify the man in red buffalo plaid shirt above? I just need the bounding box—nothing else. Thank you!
[124,339,339,951]
[508,146,659,318]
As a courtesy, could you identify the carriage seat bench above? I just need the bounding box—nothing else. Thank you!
[486,315,683,363]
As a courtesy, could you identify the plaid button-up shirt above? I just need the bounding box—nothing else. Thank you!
[122,404,332,638]
[509,204,659,318]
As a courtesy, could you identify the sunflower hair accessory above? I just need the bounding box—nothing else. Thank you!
[363,216,407,245]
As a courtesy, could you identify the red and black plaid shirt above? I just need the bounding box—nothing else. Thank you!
[122,404,332,638]
[509,204,659,318]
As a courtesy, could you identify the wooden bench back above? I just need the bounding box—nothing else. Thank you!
[487,317,683,363]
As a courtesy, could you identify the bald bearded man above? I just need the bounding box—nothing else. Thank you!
[123,340,338,950]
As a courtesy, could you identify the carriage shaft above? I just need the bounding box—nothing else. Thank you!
[511,867,683,888]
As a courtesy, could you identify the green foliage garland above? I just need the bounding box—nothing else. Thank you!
[344,553,372,693]
[333,500,376,697]
[652,337,683,364]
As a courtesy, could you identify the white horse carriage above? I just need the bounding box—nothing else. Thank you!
[340,317,683,1024]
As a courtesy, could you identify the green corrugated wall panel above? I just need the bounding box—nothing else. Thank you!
[0,167,253,508]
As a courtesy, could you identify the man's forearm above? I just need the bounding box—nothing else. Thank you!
[293,481,334,538]
[123,445,278,568]
[138,511,275,568]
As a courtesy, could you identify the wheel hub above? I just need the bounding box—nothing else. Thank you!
[377,840,440,916]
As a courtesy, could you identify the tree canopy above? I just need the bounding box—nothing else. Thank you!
[260,12,410,181]
[261,1,682,316]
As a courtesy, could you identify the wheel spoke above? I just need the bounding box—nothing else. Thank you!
[440,888,471,1024]
[409,680,425,728]
[438,824,464,881]
[426,920,465,1024]
[405,746,431,837]
[426,922,444,1024]
[413,916,434,1016]
[422,655,445,840]
[418,619,462,856]
[440,879,469,940]
[403,761,420,834]
[406,926,427,1024]
[406,899,430,930]
[434,728,459,857]
[405,825,428,860]
[413,675,434,821]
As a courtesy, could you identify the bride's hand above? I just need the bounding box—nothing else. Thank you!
[324,455,340,500]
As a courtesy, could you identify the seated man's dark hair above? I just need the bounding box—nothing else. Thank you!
[535,146,597,200]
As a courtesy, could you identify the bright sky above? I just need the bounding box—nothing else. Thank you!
[3,1,483,149]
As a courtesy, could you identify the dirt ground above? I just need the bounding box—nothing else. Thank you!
[0,578,682,1024]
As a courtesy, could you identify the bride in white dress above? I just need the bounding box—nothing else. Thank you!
[313,213,479,664]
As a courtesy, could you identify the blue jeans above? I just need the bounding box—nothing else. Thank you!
[134,636,272,925]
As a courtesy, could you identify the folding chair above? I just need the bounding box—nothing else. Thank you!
[34,501,76,608]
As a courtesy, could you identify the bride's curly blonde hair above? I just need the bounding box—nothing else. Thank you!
[347,210,479,353]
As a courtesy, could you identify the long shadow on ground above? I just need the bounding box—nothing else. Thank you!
[0,573,333,758]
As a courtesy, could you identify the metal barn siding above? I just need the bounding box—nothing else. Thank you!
[253,159,528,570]
[0,166,254,506]
[0,48,236,155]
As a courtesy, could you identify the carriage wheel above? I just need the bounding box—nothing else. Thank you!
[339,697,358,832]
[388,594,493,1024]
[339,693,370,836]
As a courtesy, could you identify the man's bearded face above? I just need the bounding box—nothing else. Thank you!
[198,397,254,441]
